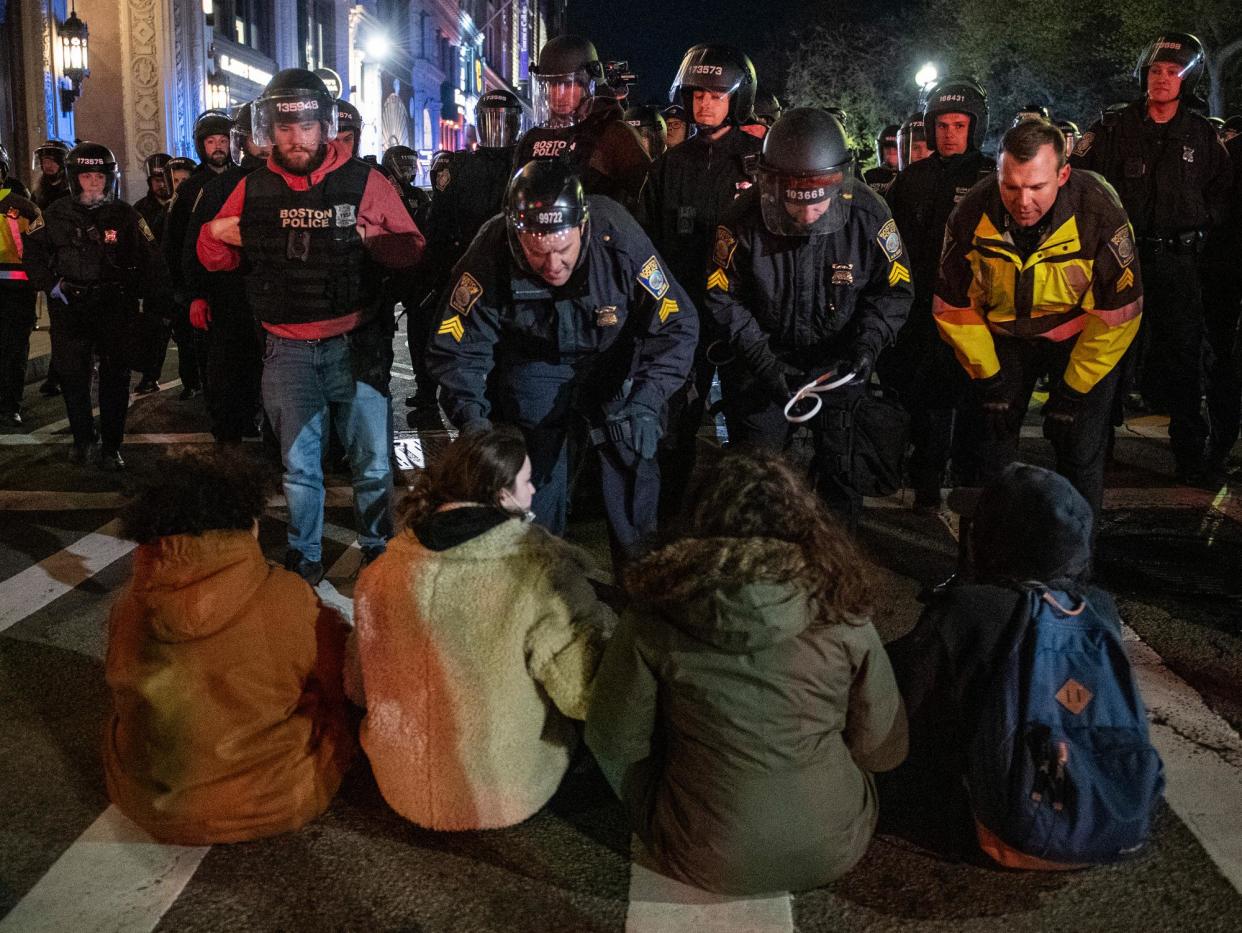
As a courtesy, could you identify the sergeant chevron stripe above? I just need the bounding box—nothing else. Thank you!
[1116,267,1135,292]
[658,297,680,323]
[888,261,911,287]
[437,314,464,342]
[707,268,729,291]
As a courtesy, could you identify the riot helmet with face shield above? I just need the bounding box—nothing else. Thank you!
[1013,103,1051,126]
[251,68,339,150]
[756,107,853,236]
[335,98,363,155]
[896,113,929,170]
[875,124,900,167]
[623,104,667,159]
[193,109,235,168]
[529,35,604,129]
[230,101,270,169]
[477,90,525,148]
[669,44,757,133]
[1134,32,1205,98]
[32,139,69,176]
[505,161,590,285]
[382,145,419,186]
[66,142,121,206]
[923,75,989,153]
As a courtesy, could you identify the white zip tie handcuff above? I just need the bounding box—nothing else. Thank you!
[783,369,857,423]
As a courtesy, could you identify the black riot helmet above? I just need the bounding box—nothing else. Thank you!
[875,123,900,165]
[65,141,120,205]
[896,113,928,170]
[381,145,419,186]
[923,75,989,153]
[529,35,604,129]
[1134,32,1205,98]
[143,153,172,179]
[161,156,198,196]
[193,109,235,166]
[504,160,590,275]
[1055,119,1080,158]
[623,104,667,159]
[335,98,363,155]
[230,100,270,168]
[476,90,525,149]
[32,139,69,175]
[670,44,757,132]
[753,89,782,127]
[252,68,338,149]
[756,107,853,237]
[1013,103,1050,126]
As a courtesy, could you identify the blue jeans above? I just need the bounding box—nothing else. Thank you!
[261,333,392,562]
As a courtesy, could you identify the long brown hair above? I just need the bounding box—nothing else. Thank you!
[676,450,873,620]
[397,426,528,529]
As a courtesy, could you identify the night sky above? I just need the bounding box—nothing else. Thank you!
[566,0,809,106]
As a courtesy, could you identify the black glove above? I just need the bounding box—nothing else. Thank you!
[1042,382,1086,445]
[606,401,662,463]
[975,371,1014,436]
[849,347,876,386]
[757,359,805,404]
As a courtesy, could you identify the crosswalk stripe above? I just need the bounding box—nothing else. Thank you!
[0,432,221,446]
[626,836,793,932]
[0,805,209,933]
[0,518,135,634]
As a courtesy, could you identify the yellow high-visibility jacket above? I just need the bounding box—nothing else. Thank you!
[0,186,42,284]
[932,168,1142,394]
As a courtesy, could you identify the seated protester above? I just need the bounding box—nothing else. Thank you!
[351,426,615,830]
[586,450,907,896]
[103,448,353,844]
[886,463,1162,866]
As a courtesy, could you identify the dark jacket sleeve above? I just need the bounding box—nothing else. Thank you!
[853,206,914,360]
[597,121,653,212]
[132,210,173,302]
[424,250,502,429]
[181,184,224,302]
[19,210,56,294]
[703,207,774,372]
[1203,131,1233,228]
[162,181,198,296]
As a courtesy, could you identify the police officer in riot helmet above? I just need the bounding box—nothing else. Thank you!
[163,109,236,400]
[1071,32,1231,483]
[640,42,763,517]
[162,157,197,198]
[513,34,650,209]
[1055,119,1080,159]
[0,145,41,426]
[896,112,931,170]
[197,68,424,581]
[662,104,689,148]
[624,104,667,159]
[754,89,782,127]
[412,90,526,414]
[863,124,900,192]
[180,99,272,440]
[381,146,430,226]
[1013,103,1051,126]
[881,75,996,512]
[426,161,697,557]
[336,99,364,157]
[23,142,172,468]
[428,149,452,194]
[705,108,912,525]
[32,140,71,210]
[132,153,172,233]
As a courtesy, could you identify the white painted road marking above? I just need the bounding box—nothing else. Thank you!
[626,836,794,933]
[0,432,221,446]
[0,805,209,933]
[0,518,135,634]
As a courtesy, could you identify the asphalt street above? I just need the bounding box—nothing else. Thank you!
[1,332,1241,932]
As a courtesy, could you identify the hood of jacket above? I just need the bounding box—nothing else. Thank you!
[972,462,1093,588]
[263,137,353,191]
[625,536,815,653]
[127,530,271,643]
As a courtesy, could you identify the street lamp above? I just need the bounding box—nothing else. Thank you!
[59,4,90,112]
[365,34,391,61]
[915,63,938,88]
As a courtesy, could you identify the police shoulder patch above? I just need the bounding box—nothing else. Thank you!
[26,214,44,234]
[713,226,737,269]
[137,218,155,242]
[1108,224,1135,267]
[450,272,483,316]
[637,256,669,299]
[435,167,451,191]
[876,218,903,261]
[1074,131,1094,157]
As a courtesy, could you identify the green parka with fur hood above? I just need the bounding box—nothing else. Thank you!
[585,535,907,896]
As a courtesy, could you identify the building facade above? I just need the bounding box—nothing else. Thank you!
[0,0,564,199]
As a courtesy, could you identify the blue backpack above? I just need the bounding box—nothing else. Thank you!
[966,587,1165,869]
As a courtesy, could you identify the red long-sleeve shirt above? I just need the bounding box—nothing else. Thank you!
[197,138,424,340]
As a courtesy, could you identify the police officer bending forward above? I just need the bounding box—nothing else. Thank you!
[427,162,697,556]
[198,69,424,585]
[705,108,912,524]
[23,143,170,469]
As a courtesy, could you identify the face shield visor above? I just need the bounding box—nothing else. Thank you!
[252,91,338,149]
[386,151,419,186]
[1137,39,1204,85]
[758,168,849,237]
[897,119,927,170]
[230,127,270,167]
[532,71,594,128]
[33,146,67,175]
[68,165,120,206]
[478,107,525,148]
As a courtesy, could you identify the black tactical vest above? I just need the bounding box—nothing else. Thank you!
[239,157,372,325]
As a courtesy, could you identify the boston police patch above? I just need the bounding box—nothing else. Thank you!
[713,226,737,269]
[637,256,669,300]
[1074,131,1094,157]
[449,272,483,316]
[877,219,903,261]
[1108,225,1135,267]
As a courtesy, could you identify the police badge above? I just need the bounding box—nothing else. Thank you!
[1182,146,1195,163]
[831,263,854,285]
[596,306,619,327]
[334,204,357,227]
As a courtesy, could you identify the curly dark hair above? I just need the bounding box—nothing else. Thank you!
[119,446,277,544]
[673,449,874,620]
[397,426,528,530]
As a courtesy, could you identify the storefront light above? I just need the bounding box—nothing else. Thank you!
[206,69,230,111]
